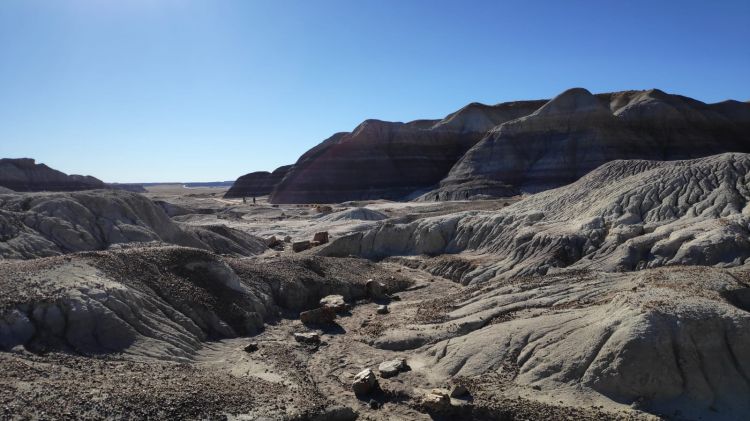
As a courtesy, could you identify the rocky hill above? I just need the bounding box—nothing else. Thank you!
[269,101,545,203]
[0,158,107,192]
[321,152,750,277]
[224,165,291,198]
[0,189,266,259]
[260,89,750,203]
[438,88,750,198]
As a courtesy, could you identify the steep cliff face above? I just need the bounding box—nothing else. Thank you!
[0,158,106,192]
[439,88,750,197]
[269,101,545,203]
[224,165,291,198]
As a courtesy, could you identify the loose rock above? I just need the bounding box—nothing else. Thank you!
[313,231,329,244]
[300,307,336,325]
[376,305,389,314]
[319,295,348,313]
[265,236,281,248]
[352,368,377,395]
[315,205,333,214]
[292,240,311,252]
[243,342,259,353]
[293,332,320,344]
[422,389,451,411]
[378,358,406,378]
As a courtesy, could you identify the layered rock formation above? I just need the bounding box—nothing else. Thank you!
[0,190,266,259]
[439,88,750,197]
[257,88,750,203]
[269,101,545,203]
[320,152,750,278]
[0,158,106,192]
[224,165,291,198]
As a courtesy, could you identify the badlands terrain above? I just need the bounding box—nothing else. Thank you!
[2,88,750,420]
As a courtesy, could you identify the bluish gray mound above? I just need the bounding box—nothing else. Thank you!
[0,190,266,259]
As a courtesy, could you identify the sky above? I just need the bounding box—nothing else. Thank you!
[1,0,749,183]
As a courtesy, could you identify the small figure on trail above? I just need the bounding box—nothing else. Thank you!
[252,196,256,204]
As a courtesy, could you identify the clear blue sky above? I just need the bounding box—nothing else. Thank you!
[1,0,748,183]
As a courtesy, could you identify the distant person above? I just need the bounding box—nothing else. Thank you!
[252,195,256,204]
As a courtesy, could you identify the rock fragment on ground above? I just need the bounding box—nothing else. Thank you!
[421,388,451,411]
[293,332,320,344]
[313,231,329,244]
[378,358,406,378]
[352,368,377,395]
[292,240,311,252]
[319,295,348,313]
[300,307,336,325]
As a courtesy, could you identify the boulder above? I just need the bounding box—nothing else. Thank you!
[300,307,336,325]
[244,342,259,353]
[292,240,311,253]
[265,236,281,248]
[421,389,451,411]
[313,231,329,244]
[378,358,406,378]
[293,332,320,344]
[315,205,333,213]
[376,305,389,315]
[319,295,348,313]
[352,368,378,395]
